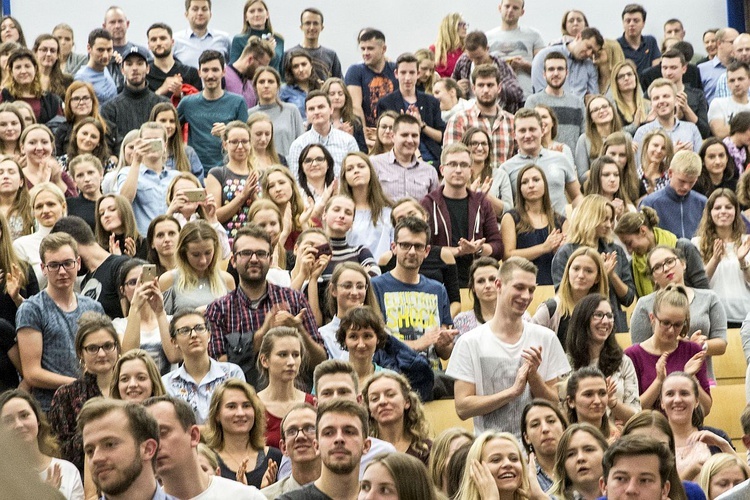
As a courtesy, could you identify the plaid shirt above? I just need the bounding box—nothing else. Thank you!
[444,103,516,165]
[451,53,524,113]
[205,283,323,381]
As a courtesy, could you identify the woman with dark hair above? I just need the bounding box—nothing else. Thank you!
[0,16,26,46]
[575,95,625,181]
[565,367,613,439]
[602,131,642,203]
[694,137,738,196]
[249,67,304,156]
[296,143,335,206]
[428,428,474,496]
[0,389,83,499]
[693,189,750,328]
[521,399,568,492]
[49,312,122,472]
[433,77,469,122]
[52,23,87,76]
[32,34,72,100]
[360,452,440,500]
[461,126,512,215]
[280,51,320,120]
[535,104,576,166]
[335,306,389,389]
[95,193,147,259]
[723,110,750,172]
[146,214,180,276]
[339,152,393,258]
[150,102,204,182]
[501,164,567,286]
[0,155,34,238]
[322,77,367,152]
[567,293,640,422]
[548,424,608,500]
[584,155,636,223]
[230,0,284,70]
[660,372,734,481]
[57,117,114,173]
[453,257,500,335]
[2,49,62,125]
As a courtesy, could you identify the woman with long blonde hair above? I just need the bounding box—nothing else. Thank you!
[548,424,609,500]
[0,155,33,237]
[431,13,467,77]
[261,165,311,250]
[552,194,635,333]
[0,211,35,327]
[602,131,642,203]
[322,77,366,151]
[575,95,624,180]
[639,129,674,195]
[149,102,204,181]
[610,60,651,134]
[415,48,438,94]
[595,39,625,95]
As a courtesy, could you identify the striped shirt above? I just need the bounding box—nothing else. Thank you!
[444,103,516,165]
[370,151,439,201]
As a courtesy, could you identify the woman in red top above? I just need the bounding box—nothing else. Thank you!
[431,13,467,78]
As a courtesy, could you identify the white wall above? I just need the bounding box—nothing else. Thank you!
[12,0,727,70]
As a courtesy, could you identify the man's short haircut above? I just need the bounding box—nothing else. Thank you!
[392,113,421,133]
[394,216,431,243]
[464,31,488,52]
[305,89,331,106]
[499,256,538,282]
[313,359,359,394]
[544,51,568,68]
[51,216,97,246]
[471,63,501,85]
[198,49,224,69]
[661,48,686,66]
[142,395,197,432]
[242,35,274,60]
[301,8,324,24]
[68,153,103,178]
[663,19,683,30]
[672,41,694,63]
[280,402,317,437]
[514,107,543,128]
[395,52,418,70]
[440,142,471,165]
[358,29,385,44]
[40,232,78,264]
[716,28,735,44]
[728,60,750,75]
[741,404,750,435]
[88,28,112,47]
[621,3,647,21]
[703,28,719,39]
[147,22,173,38]
[77,397,159,453]
[185,0,211,11]
[232,223,272,253]
[602,435,672,486]
[316,399,368,438]
[670,150,702,176]
[579,27,604,48]
[647,78,677,98]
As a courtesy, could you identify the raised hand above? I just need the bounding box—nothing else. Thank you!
[684,350,706,376]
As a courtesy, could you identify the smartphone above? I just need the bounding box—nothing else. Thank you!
[141,264,157,283]
[147,138,164,153]
[315,243,332,257]
[183,188,207,202]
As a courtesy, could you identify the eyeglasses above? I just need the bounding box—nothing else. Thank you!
[650,257,678,275]
[396,242,426,252]
[303,156,327,165]
[468,141,489,149]
[82,342,117,355]
[124,278,139,288]
[592,311,614,321]
[589,104,611,114]
[234,249,271,260]
[338,282,367,291]
[226,139,250,147]
[70,95,92,104]
[44,259,77,272]
[283,424,316,440]
[654,316,685,331]
[173,324,208,337]
[443,161,472,170]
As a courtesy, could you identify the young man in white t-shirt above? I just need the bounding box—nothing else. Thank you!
[708,61,750,139]
[446,257,570,442]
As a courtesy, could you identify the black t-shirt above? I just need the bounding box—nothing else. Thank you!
[0,318,18,391]
[66,195,97,233]
[81,254,130,319]
[278,483,333,500]
[444,196,472,286]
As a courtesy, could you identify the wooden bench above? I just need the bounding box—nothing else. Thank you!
[423,399,474,437]
[713,328,747,386]
[703,384,748,453]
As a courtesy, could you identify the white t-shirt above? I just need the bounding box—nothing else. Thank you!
[190,475,265,499]
[40,458,83,500]
[707,96,750,124]
[446,322,570,442]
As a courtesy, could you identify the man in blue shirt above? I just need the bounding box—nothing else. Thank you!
[74,28,118,105]
[172,0,230,69]
[531,27,602,98]
[617,4,661,74]
[177,50,248,173]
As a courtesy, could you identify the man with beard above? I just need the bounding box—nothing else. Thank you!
[525,51,586,153]
[444,64,515,166]
[205,224,326,388]
[278,400,370,500]
[101,46,167,152]
[371,217,455,371]
[225,36,274,108]
[75,28,119,105]
[177,50,248,172]
[282,8,343,82]
[144,396,264,499]
[78,398,175,500]
[173,0,230,69]
[146,22,201,98]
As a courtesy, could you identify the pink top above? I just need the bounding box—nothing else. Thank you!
[624,341,711,408]
[430,45,464,78]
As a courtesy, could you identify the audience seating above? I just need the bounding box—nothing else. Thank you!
[615,333,632,350]
[423,399,474,436]
[713,329,747,386]
[528,285,555,317]
[703,384,747,453]
[460,288,473,312]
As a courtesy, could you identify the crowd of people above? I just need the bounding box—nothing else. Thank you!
[2,0,750,498]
